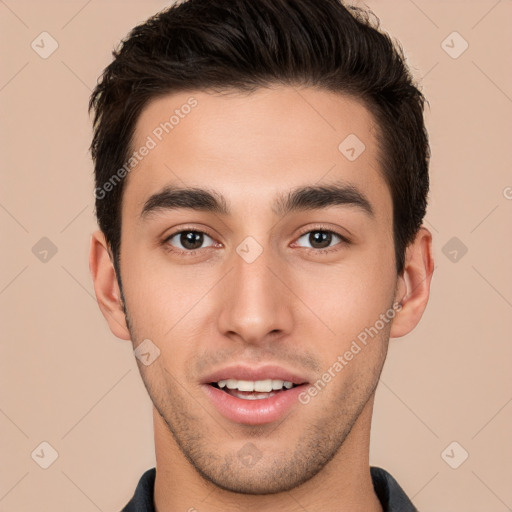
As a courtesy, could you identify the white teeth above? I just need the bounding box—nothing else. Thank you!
[216,379,295,391]
[271,379,284,390]
[237,380,255,392]
[225,379,238,389]
[254,379,273,392]
[231,390,277,400]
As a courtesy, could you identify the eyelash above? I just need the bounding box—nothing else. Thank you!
[162,225,351,256]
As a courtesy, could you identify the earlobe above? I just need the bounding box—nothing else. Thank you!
[390,227,434,338]
[89,230,131,341]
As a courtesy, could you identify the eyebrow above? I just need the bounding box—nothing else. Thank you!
[140,180,374,220]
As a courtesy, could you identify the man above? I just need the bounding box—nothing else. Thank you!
[88,0,434,510]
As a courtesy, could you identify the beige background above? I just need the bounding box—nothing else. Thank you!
[1,0,511,510]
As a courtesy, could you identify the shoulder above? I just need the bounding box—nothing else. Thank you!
[370,466,419,512]
[121,467,156,512]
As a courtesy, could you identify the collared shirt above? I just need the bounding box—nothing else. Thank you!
[121,466,418,511]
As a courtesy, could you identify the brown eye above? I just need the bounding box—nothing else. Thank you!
[295,230,344,250]
[166,230,215,251]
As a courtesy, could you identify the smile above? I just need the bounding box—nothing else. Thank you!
[211,378,298,399]
[201,366,310,425]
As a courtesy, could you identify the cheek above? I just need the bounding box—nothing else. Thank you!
[291,251,396,340]
[121,247,217,339]
[303,267,394,401]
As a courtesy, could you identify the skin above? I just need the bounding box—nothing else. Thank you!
[90,86,433,512]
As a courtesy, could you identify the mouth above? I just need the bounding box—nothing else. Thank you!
[201,365,310,425]
[209,378,301,400]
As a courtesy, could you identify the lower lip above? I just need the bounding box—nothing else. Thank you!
[202,384,307,425]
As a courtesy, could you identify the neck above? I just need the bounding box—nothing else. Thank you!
[153,396,382,512]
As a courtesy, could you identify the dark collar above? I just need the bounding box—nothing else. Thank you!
[122,466,418,511]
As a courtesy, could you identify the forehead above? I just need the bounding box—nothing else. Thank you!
[124,86,390,218]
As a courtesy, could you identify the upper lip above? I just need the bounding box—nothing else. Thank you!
[202,364,310,385]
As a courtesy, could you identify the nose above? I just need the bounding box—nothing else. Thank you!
[216,240,295,347]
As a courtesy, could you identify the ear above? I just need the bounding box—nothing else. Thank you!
[89,230,131,340]
[390,227,434,338]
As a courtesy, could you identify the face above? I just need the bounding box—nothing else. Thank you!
[116,86,401,493]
